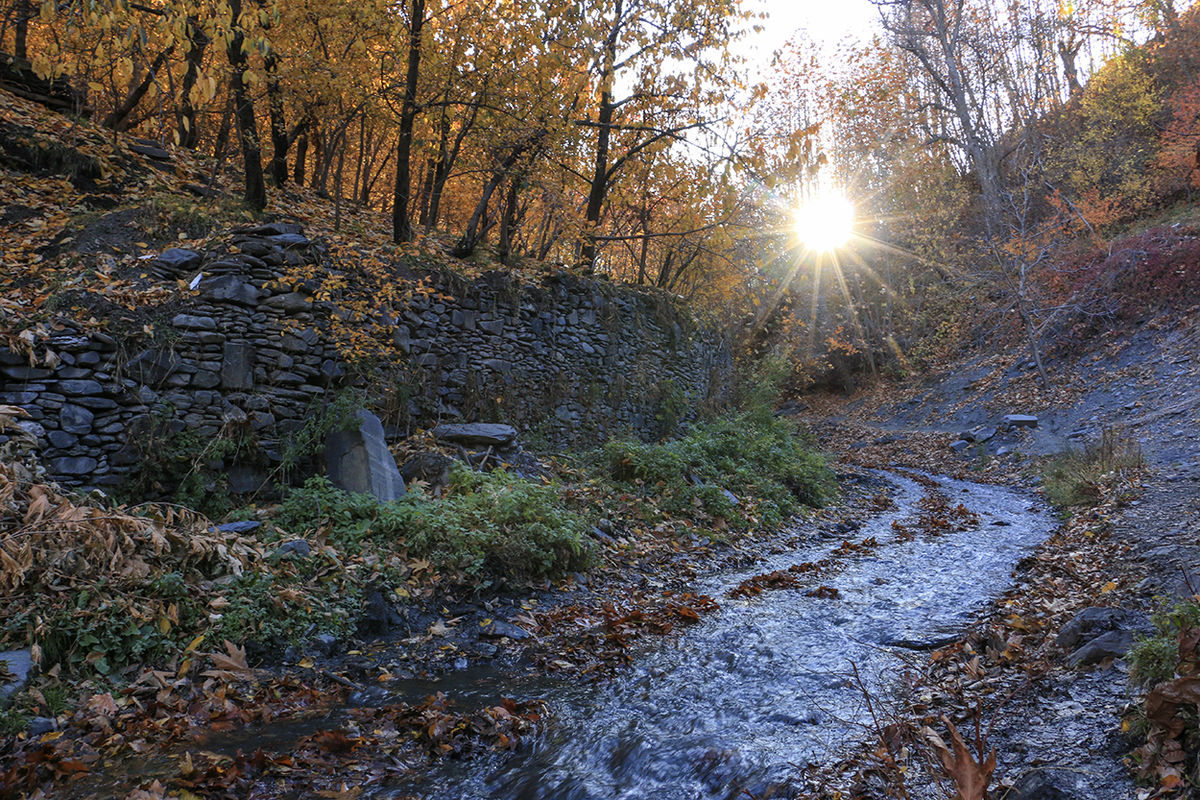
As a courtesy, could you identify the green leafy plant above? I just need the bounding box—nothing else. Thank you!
[605,405,834,529]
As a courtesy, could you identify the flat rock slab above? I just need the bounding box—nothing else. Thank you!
[1005,414,1039,428]
[431,423,518,448]
[0,649,33,700]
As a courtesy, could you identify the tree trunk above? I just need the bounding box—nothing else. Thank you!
[13,0,31,61]
[579,0,623,271]
[226,0,266,210]
[497,176,521,265]
[1058,40,1082,98]
[392,0,427,243]
[177,19,208,148]
[427,103,477,230]
[265,50,289,186]
[104,47,174,131]
[293,131,309,185]
[453,170,507,257]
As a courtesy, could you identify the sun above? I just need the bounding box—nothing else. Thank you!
[794,193,855,252]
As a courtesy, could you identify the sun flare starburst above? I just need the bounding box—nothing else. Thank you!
[794,193,855,252]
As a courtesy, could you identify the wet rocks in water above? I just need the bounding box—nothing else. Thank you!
[479,619,531,641]
[359,588,403,636]
[1068,630,1136,667]
[1005,767,1083,799]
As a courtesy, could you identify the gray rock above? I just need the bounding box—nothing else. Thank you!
[276,539,312,559]
[0,649,34,700]
[50,456,98,475]
[266,233,310,249]
[400,451,456,490]
[1005,768,1080,800]
[949,439,972,452]
[217,520,262,534]
[47,430,77,448]
[1057,607,1146,651]
[1068,629,1135,666]
[265,292,312,314]
[202,275,263,306]
[191,370,221,389]
[28,717,57,736]
[324,409,406,501]
[431,423,518,449]
[124,348,181,386]
[59,404,94,434]
[970,426,997,443]
[171,314,217,331]
[479,619,531,641]
[1005,414,1039,429]
[221,342,256,390]
[241,222,304,237]
[152,248,201,275]
[130,143,171,160]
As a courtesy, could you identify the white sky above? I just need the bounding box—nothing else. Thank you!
[742,0,882,80]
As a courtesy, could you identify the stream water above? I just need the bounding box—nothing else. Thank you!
[387,470,1055,799]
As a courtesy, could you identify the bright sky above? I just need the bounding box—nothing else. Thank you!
[743,0,882,80]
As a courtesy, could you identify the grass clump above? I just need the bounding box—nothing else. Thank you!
[1042,427,1143,511]
[604,405,834,529]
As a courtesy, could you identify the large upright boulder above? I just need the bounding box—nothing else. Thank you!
[324,410,406,501]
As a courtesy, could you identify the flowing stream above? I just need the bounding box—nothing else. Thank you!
[389,470,1054,799]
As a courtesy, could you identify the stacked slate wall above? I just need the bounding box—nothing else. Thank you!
[0,224,733,490]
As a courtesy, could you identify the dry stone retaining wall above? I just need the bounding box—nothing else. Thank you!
[0,224,733,490]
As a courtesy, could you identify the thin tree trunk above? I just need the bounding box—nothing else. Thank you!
[13,0,31,60]
[392,0,427,243]
[226,0,266,209]
[293,132,309,185]
[104,47,174,131]
[265,49,289,186]
[497,176,521,265]
[333,135,347,230]
[352,115,367,207]
[177,18,207,148]
[580,0,623,271]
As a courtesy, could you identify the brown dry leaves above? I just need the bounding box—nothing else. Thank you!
[0,460,262,658]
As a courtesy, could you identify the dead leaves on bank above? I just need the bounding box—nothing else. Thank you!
[0,460,261,666]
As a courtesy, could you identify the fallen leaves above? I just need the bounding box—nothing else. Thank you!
[923,715,996,800]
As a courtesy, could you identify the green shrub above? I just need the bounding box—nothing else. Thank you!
[274,475,378,546]
[604,405,833,529]
[390,469,593,581]
[1043,427,1143,511]
[1130,598,1200,688]
[275,470,593,581]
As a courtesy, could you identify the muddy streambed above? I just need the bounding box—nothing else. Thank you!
[382,471,1055,799]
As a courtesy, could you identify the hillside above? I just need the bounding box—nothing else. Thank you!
[4,0,1200,798]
